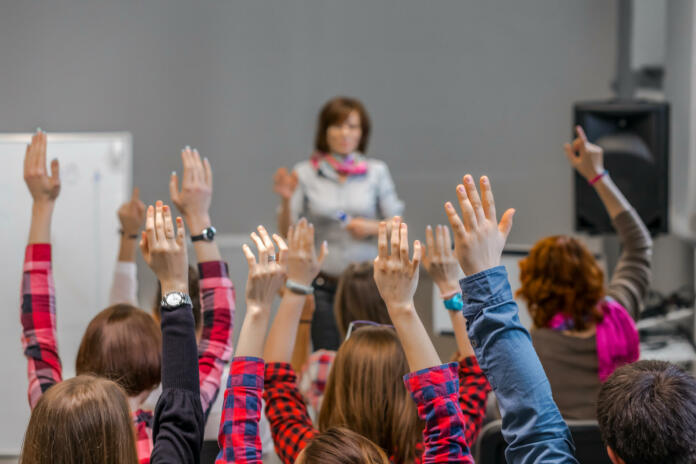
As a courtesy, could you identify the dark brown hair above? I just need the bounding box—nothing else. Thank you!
[152,264,201,331]
[334,262,391,338]
[315,97,371,154]
[21,375,138,464]
[597,360,696,464]
[517,235,605,330]
[76,304,161,396]
[318,326,422,463]
[300,427,389,464]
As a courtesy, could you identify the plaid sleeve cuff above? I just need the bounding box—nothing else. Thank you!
[198,260,233,288]
[264,362,297,387]
[459,355,483,375]
[404,363,459,404]
[24,244,52,269]
[229,357,264,389]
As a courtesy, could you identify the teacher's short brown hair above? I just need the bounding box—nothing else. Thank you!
[315,97,371,154]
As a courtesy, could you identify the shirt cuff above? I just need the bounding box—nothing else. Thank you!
[24,244,52,270]
[403,363,459,404]
[459,266,513,318]
[264,362,297,387]
[229,357,265,389]
[114,260,137,275]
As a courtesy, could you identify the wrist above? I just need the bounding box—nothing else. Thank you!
[437,282,461,297]
[32,201,55,215]
[589,170,609,186]
[386,300,416,314]
[186,214,211,233]
[160,280,189,295]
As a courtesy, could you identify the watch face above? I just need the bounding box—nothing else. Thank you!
[205,228,215,240]
[165,293,183,307]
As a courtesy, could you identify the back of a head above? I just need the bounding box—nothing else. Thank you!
[21,375,138,464]
[597,360,696,464]
[517,235,605,330]
[334,262,391,338]
[319,326,422,463]
[76,304,161,396]
[297,427,390,464]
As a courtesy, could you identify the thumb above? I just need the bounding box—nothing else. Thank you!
[50,159,60,181]
[498,208,515,239]
[563,143,576,164]
[317,240,329,264]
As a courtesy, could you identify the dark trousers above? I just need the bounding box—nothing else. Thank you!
[311,275,341,351]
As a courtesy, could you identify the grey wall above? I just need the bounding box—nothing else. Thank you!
[0,0,620,356]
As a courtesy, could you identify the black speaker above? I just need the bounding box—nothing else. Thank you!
[574,100,669,235]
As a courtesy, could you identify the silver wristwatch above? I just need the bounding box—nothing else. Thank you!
[161,292,192,310]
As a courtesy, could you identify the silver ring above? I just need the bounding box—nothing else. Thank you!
[268,255,276,262]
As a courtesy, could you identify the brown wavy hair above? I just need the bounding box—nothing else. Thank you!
[517,235,605,331]
[76,304,162,396]
[298,427,390,464]
[318,326,422,463]
[21,375,138,464]
[334,262,391,338]
[315,97,371,154]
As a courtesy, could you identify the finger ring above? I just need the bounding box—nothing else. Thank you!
[268,255,276,262]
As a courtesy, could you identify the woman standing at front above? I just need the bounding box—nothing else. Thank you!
[274,97,404,351]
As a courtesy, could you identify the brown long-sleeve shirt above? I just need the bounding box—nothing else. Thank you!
[531,208,652,419]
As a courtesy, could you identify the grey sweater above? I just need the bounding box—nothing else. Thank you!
[531,208,652,420]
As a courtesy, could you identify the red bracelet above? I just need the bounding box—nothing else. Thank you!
[589,170,608,185]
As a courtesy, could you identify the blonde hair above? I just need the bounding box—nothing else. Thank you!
[318,326,422,463]
[21,375,138,464]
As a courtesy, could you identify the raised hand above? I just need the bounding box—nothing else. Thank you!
[373,217,421,311]
[345,217,378,239]
[242,225,288,312]
[118,187,146,236]
[140,201,188,295]
[273,167,298,200]
[23,130,60,204]
[444,175,514,276]
[170,146,213,232]
[564,125,605,181]
[423,225,461,296]
[284,218,328,286]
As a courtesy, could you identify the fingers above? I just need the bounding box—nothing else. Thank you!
[50,159,60,184]
[192,149,203,183]
[435,224,444,256]
[377,221,388,260]
[145,205,156,248]
[317,240,328,264]
[272,233,288,266]
[563,143,576,163]
[154,201,165,241]
[498,208,516,239]
[399,223,410,266]
[443,225,453,255]
[250,232,267,263]
[296,218,308,251]
[181,147,194,185]
[479,176,497,222]
[175,216,185,247]
[242,244,257,268]
[307,223,316,253]
[37,131,47,173]
[425,225,435,260]
[575,125,588,143]
[287,224,296,250]
[163,205,175,239]
[23,143,30,175]
[139,231,149,261]
[463,174,485,223]
[169,171,179,203]
[411,240,422,273]
[203,156,213,188]
[455,185,476,231]
[444,201,466,239]
[257,225,274,251]
[390,216,401,258]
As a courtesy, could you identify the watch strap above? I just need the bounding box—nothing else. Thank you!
[286,279,314,295]
[161,292,193,309]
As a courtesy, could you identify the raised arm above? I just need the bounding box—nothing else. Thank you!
[108,187,145,306]
[171,147,235,413]
[422,224,491,444]
[215,226,286,464]
[21,129,63,408]
[373,217,472,463]
[143,202,204,463]
[274,167,299,237]
[445,174,578,464]
[565,126,652,317]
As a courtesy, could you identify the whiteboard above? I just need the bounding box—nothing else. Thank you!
[0,133,131,455]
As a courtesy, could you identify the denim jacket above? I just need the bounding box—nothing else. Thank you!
[460,266,578,463]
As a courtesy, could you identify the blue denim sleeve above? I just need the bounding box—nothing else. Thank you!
[460,266,578,464]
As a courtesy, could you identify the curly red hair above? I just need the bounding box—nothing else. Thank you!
[516,235,605,331]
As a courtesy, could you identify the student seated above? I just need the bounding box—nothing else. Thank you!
[516,126,652,419]
[19,133,213,463]
[216,218,473,463]
[597,360,696,464]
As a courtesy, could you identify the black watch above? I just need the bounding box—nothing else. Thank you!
[192,226,216,242]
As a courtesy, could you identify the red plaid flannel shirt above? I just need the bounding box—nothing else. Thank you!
[20,245,235,464]
[264,356,490,463]
[215,357,265,463]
